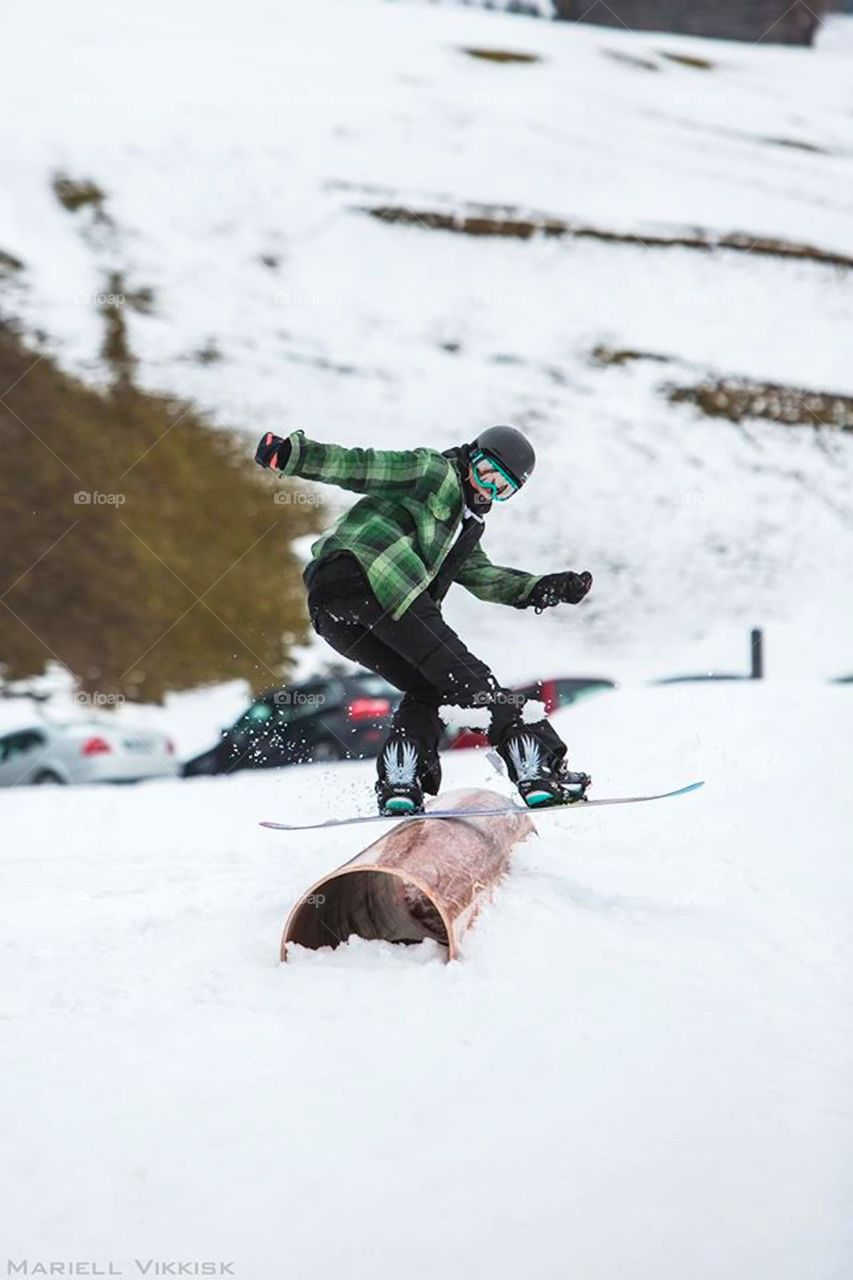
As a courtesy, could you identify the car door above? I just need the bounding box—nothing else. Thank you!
[0,732,20,785]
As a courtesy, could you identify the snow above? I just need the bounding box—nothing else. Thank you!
[1,682,851,1277]
[817,14,853,52]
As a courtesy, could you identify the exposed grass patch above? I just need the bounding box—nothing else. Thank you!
[367,205,565,240]
[461,46,541,64]
[592,344,671,367]
[0,248,24,276]
[658,50,714,70]
[668,378,853,430]
[52,172,109,216]
[762,135,829,155]
[0,317,321,701]
[488,351,576,388]
[98,271,156,389]
[191,338,224,365]
[363,203,853,269]
[602,48,660,72]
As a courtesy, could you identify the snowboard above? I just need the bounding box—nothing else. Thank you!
[259,780,704,832]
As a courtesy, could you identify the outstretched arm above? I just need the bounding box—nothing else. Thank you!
[456,544,542,608]
[255,430,443,495]
[457,545,592,611]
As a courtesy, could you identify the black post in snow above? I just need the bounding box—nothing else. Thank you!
[750,628,764,680]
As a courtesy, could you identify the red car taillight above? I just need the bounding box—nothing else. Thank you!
[81,736,112,756]
[347,697,392,721]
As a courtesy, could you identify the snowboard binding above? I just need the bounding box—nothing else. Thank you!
[517,766,592,809]
[496,722,591,809]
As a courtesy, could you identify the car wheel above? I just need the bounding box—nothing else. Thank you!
[311,741,345,763]
[32,770,66,786]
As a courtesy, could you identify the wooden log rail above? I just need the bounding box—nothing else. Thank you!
[282,788,534,961]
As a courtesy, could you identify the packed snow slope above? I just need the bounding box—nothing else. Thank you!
[2,0,853,681]
[1,682,851,1279]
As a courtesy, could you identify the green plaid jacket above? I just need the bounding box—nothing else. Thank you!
[279,431,542,620]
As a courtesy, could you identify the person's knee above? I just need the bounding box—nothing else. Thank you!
[398,688,442,712]
[418,648,494,705]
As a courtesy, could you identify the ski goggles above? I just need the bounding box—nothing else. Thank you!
[470,450,520,502]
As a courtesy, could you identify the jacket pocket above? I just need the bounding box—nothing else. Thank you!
[426,491,452,523]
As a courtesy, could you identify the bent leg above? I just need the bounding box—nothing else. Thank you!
[310,607,444,793]
[307,557,576,805]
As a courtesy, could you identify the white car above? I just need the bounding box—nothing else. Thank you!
[0,722,179,786]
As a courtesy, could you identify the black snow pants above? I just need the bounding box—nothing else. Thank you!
[306,553,521,794]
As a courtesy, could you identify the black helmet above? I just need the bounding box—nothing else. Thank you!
[471,425,536,489]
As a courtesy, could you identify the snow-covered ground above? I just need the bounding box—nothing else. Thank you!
[1,682,851,1278]
[2,0,853,684]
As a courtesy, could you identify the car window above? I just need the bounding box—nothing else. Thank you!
[350,675,395,697]
[247,703,274,724]
[0,730,46,761]
[555,681,612,707]
[232,692,321,736]
[317,679,345,705]
[287,690,327,723]
[231,701,290,738]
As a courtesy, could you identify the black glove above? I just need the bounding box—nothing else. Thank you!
[526,570,592,612]
[255,431,292,472]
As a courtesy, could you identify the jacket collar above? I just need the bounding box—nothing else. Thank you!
[441,444,493,517]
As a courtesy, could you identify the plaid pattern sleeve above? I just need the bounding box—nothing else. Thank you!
[455,543,542,608]
[279,430,445,495]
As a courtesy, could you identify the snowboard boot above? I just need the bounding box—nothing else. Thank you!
[517,761,592,808]
[375,734,426,816]
[497,721,591,809]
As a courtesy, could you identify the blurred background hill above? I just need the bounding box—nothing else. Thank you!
[1,0,852,707]
[0,316,320,701]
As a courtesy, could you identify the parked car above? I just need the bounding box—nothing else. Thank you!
[183,672,401,776]
[448,676,616,750]
[652,674,750,685]
[0,722,178,786]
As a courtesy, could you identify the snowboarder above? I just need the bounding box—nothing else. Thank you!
[255,425,593,815]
